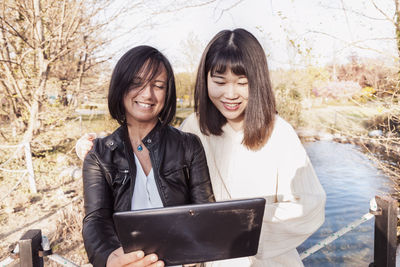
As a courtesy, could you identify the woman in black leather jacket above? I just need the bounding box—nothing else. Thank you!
[82,46,215,267]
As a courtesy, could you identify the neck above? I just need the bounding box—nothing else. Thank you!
[227,118,244,132]
[126,119,158,143]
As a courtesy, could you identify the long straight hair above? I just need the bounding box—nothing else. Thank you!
[194,28,276,150]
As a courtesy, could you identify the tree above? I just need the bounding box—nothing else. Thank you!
[175,72,195,106]
[0,0,246,142]
[0,0,147,142]
[177,32,204,107]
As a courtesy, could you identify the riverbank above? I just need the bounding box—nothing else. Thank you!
[0,103,398,265]
[294,103,400,198]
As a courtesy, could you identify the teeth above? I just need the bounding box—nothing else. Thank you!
[137,102,151,108]
[225,103,239,107]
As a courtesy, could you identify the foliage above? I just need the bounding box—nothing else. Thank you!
[175,72,195,107]
[271,67,330,98]
[328,56,398,97]
[274,83,303,127]
[175,32,204,108]
[271,66,330,126]
[361,86,376,98]
[0,0,117,142]
[312,80,362,100]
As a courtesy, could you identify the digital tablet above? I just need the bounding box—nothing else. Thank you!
[113,198,265,266]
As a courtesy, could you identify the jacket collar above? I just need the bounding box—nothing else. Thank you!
[121,121,164,151]
[105,121,165,151]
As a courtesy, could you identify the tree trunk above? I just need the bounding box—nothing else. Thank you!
[395,0,400,71]
[23,64,49,143]
[23,0,48,143]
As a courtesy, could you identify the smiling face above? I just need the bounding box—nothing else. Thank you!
[123,64,167,126]
[207,69,249,130]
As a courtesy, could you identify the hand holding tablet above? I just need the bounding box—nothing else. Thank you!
[113,198,266,266]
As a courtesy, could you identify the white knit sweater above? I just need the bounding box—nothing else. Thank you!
[181,113,326,267]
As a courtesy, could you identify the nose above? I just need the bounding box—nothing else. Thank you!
[139,83,153,99]
[224,83,239,99]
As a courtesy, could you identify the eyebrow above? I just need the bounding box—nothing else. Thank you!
[211,74,225,78]
[211,74,247,79]
[133,77,166,83]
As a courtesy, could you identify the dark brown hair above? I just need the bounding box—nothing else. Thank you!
[194,28,276,150]
[108,45,176,126]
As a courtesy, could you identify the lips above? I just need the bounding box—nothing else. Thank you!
[222,102,241,111]
[135,101,153,108]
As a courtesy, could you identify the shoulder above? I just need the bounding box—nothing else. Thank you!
[266,116,308,161]
[180,113,202,135]
[264,115,303,151]
[164,124,202,146]
[91,126,124,155]
[271,115,298,139]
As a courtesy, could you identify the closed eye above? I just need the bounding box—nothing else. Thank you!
[154,84,166,89]
[213,80,225,85]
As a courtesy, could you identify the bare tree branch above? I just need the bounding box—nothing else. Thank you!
[215,0,245,21]
[0,16,34,49]
[150,0,217,15]
[307,30,398,60]
[370,0,398,29]
[319,3,386,21]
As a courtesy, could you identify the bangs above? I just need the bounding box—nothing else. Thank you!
[208,49,246,76]
[134,57,164,86]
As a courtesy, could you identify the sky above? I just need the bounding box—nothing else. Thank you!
[105,0,396,71]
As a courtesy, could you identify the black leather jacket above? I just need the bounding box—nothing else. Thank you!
[82,123,215,267]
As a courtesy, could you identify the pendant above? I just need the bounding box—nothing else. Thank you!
[137,144,143,152]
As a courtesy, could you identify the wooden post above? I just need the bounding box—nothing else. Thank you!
[24,142,37,194]
[19,229,43,267]
[371,196,397,267]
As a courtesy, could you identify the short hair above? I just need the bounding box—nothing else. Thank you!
[108,45,176,126]
[194,28,276,150]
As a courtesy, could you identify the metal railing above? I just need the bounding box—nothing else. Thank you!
[0,195,397,267]
[0,142,36,199]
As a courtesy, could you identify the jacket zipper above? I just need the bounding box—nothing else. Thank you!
[150,149,167,206]
[122,140,137,210]
[121,169,129,185]
[183,165,190,182]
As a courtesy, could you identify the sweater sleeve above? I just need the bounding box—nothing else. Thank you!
[257,120,326,260]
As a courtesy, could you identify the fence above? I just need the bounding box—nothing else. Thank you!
[0,142,36,198]
[0,195,398,267]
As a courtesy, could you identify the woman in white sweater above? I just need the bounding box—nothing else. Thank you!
[76,28,326,267]
[179,28,326,267]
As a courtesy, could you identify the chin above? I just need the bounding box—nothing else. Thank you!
[223,112,242,120]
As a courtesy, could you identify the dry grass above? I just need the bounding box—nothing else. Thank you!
[299,103,392,135]
[0,113,117,265]
[48,199,88,266]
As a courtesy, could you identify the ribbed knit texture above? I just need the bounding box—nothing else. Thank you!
[181,113,326,267]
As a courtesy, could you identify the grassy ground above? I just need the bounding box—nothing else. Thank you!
[299,103,392,136]
[0,114,118,265]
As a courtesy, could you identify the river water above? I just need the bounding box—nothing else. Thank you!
[298,141,393,267]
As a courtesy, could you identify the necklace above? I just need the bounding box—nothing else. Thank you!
[130,138,144,152]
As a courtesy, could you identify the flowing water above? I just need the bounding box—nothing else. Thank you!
[298,141,393,267]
